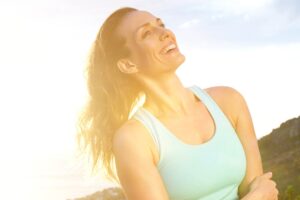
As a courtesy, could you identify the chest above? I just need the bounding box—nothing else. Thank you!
[154,112,246,200]
[150,101,236,165]
[159,138,247,200]
[159,105,216,146]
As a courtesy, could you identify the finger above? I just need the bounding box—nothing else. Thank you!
[270,180,277,187]
[263,171,272,178]
[274,189,279,200]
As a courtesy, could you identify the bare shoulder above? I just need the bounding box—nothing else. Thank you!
[204,86,246,129]
[113,119,152,153]
[112,119,169,200]
[204,86,243,101]
[113,119,156,164]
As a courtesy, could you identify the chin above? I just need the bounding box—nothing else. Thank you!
[172,53,186,69]
[156,53,186,73]
[178,53,186,64]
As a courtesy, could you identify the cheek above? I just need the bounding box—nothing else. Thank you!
[134,43,158,63]
[142,41,162,62]
[128,35,163,65]
[134,47,149,63]
[127,42,144,64]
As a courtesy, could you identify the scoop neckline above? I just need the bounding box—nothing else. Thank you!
[139,86,219,148]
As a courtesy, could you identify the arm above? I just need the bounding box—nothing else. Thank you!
[232,89,280,200]
[112,121,170,200]
[207,86,264,199]
[233,89,264,198]
[240,190,261,200]
[224,87,264,198]
[239,172,279,200]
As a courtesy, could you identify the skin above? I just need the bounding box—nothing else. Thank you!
[112,10,278,200]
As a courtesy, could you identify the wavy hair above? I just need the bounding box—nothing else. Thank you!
[77,7,143,183]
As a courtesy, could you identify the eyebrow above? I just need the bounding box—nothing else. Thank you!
[135,18,163,33]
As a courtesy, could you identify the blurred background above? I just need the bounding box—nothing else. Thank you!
[0,0,299,199]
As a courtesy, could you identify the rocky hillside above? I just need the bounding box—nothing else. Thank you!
[73,116,300,200]
[258,116,300,199]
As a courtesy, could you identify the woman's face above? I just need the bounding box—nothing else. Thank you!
[117,10,185,76]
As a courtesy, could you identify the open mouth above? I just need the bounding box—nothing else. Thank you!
[161,43,178,54]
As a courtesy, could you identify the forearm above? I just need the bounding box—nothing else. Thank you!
[238,181,251,199]
[240,190,259,200]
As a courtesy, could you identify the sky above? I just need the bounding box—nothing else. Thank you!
[0,0,299,199]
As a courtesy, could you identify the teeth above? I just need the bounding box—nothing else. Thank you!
[164,44,176,54]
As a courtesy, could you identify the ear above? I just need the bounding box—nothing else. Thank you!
[117,59,138,74]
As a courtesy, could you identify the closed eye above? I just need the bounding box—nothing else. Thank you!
[141,23,166,39]
[142,30,152,38]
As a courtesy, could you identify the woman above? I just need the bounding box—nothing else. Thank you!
[78,7,279,200]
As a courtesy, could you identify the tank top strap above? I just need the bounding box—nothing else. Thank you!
[188,85,215,106]
[132,109,162,154]
[188,85,236,131]
[188,85,223,119]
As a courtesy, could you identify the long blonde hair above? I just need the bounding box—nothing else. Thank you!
[77,7,143,183]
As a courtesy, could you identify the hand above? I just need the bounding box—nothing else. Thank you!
[247,172,279,200]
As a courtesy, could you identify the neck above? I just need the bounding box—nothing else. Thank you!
[141,73,199,118]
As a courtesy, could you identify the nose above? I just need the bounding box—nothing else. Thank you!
[159,29,171,41]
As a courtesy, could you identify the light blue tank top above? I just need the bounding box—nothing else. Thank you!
[132,85,247,200]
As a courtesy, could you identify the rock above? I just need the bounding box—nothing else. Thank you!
[70,187,126,200]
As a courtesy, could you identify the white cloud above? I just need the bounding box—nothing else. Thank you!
[179,19,200,29]
[209,0,273,14]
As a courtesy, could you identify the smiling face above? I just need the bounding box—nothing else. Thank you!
[116,10,185,77]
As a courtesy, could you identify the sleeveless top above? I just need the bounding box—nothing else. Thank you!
[132,85,247,200]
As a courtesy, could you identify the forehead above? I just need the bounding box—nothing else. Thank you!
[117,10,158,39]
